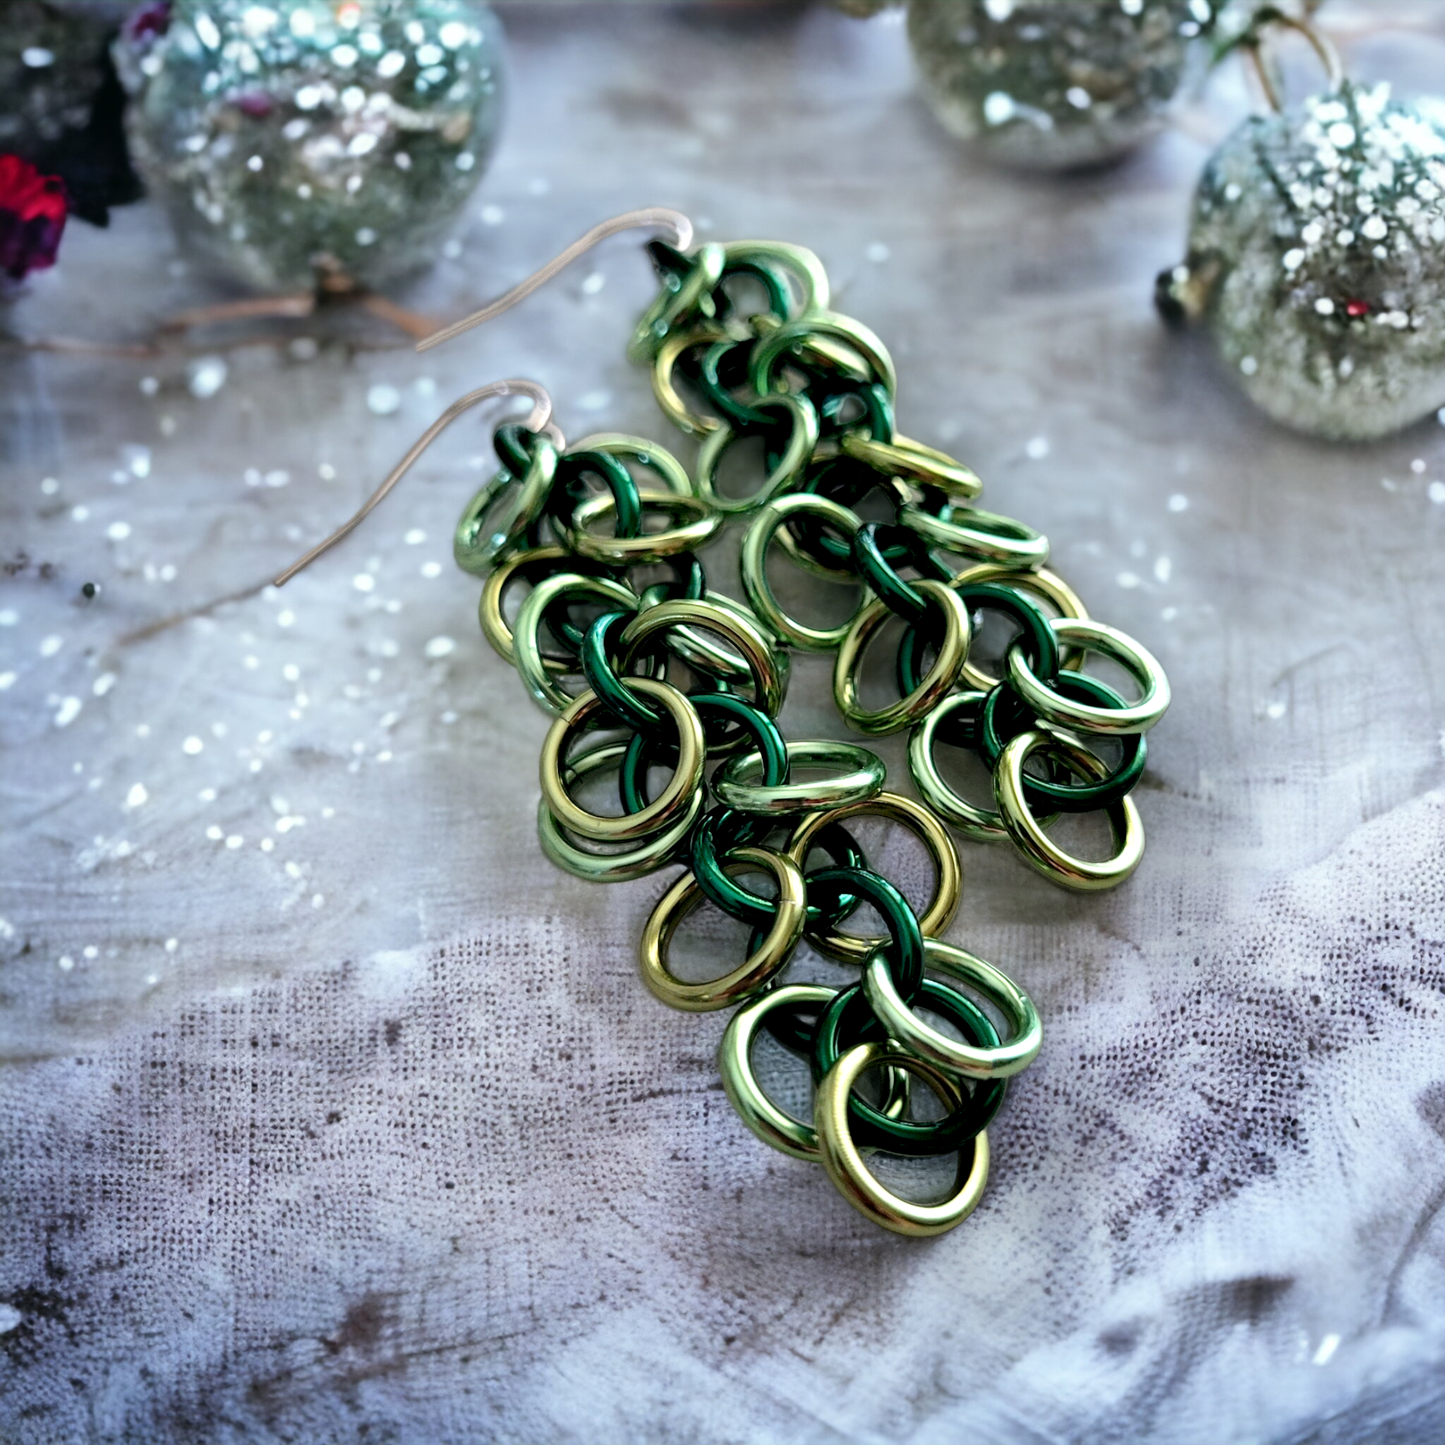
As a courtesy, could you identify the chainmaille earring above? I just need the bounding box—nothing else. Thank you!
[276,208,1171,1236]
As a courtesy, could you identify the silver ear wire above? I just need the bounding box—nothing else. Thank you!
[414,206,693,354]
[273,378,562,586]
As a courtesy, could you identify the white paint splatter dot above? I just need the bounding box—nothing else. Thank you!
[125,783,148,809]
[421,561,443,579]
[57,955,74,972]
[366,384,401,416]
[225,835,244,849]
[353,573,375,593]
[1168,493,1188,512]
[40,634,63,657]
[424,635,456,659]
[1025,436,1050,460]
[0,672,15,691]
[187,356,228,399]
[54,696,82,727]
[1116,572,1141,589]
[1154,556,1172,583]
[107,521,132,542]
[1429,481,1445,505]
[182,736,204,755]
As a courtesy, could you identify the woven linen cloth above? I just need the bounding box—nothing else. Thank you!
[4,5,1445,1442]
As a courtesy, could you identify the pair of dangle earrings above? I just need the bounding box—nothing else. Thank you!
[276,208,1171,1237]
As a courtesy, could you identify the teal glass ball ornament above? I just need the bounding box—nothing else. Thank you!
[906,0,1215,170]
[1159,82,1445,441]
[118,0,506,294]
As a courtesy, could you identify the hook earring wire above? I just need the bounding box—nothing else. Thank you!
[415,206,694,354]
[1226,5,1343,112]
[273,378,562,587]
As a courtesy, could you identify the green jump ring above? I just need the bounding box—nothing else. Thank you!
[897,581,1061,705]
[810,981,1006,1156]
[980,677,1148,812]
[690,814,870,934]
[804,866,925,1001]
[551,448,643,540]
[698,338,777,431]
[818,381,894,444]
[620,693,788,818]
[747,311,897,401]
[850,522,951,625]
[580,611,664,734]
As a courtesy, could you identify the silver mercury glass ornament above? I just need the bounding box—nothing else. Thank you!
[117,0,505,296]
[906,0,1217,170]
[1158,14,1445,441]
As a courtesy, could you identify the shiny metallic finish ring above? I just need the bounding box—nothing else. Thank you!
[863,937,1042,1081]
[815,1041,990,1237]
[639,847,806,1012]
[563,487,723,565]
[713,740,886,815]
[539,679,704,842]
[479,545,587,676]
[695,394,820,515]
[512,572,640,716]
[619,596,787,719]
[537,742,701,883]
[900,500,1049,570]
[907,690,1009,842]
[950,562,1089,691]
[841,433,983,500]
[785,791,961,964]
[995,731,1145,891]
[740,492,872,652]
[719,983,836,1161]
[453,438,559,575]
[834,579,970,736]
[1008,618,1171,736]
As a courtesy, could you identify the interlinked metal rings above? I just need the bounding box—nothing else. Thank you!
[719,984,835,1161]
[834,579,970,735]
[863,937,1042,1081]
[713,740,885,815]
[740,493,872,651]
[785,792,961,964]
[564,487,722,564]
[538,741,701,883]
[995,731,1145,890]
[539,679,703,842]
[444,225,1172,1237]
[640,847,806,1011]
[454,432,559,574]
[618,597,787,719]
[1008,619,1170,736]
[695,394,820,514]
[513,572,641,716]
[815,1043,990,1237]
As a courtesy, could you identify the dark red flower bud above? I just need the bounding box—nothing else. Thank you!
[124,1,172,46]
[0,154,69,283]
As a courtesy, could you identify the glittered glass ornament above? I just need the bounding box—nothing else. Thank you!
[1159,81,1445,441]
[906,0,1216,170]
[118,0,506,295]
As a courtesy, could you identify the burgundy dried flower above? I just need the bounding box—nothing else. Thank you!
[124,1,173,46]
[0,155,69,282]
